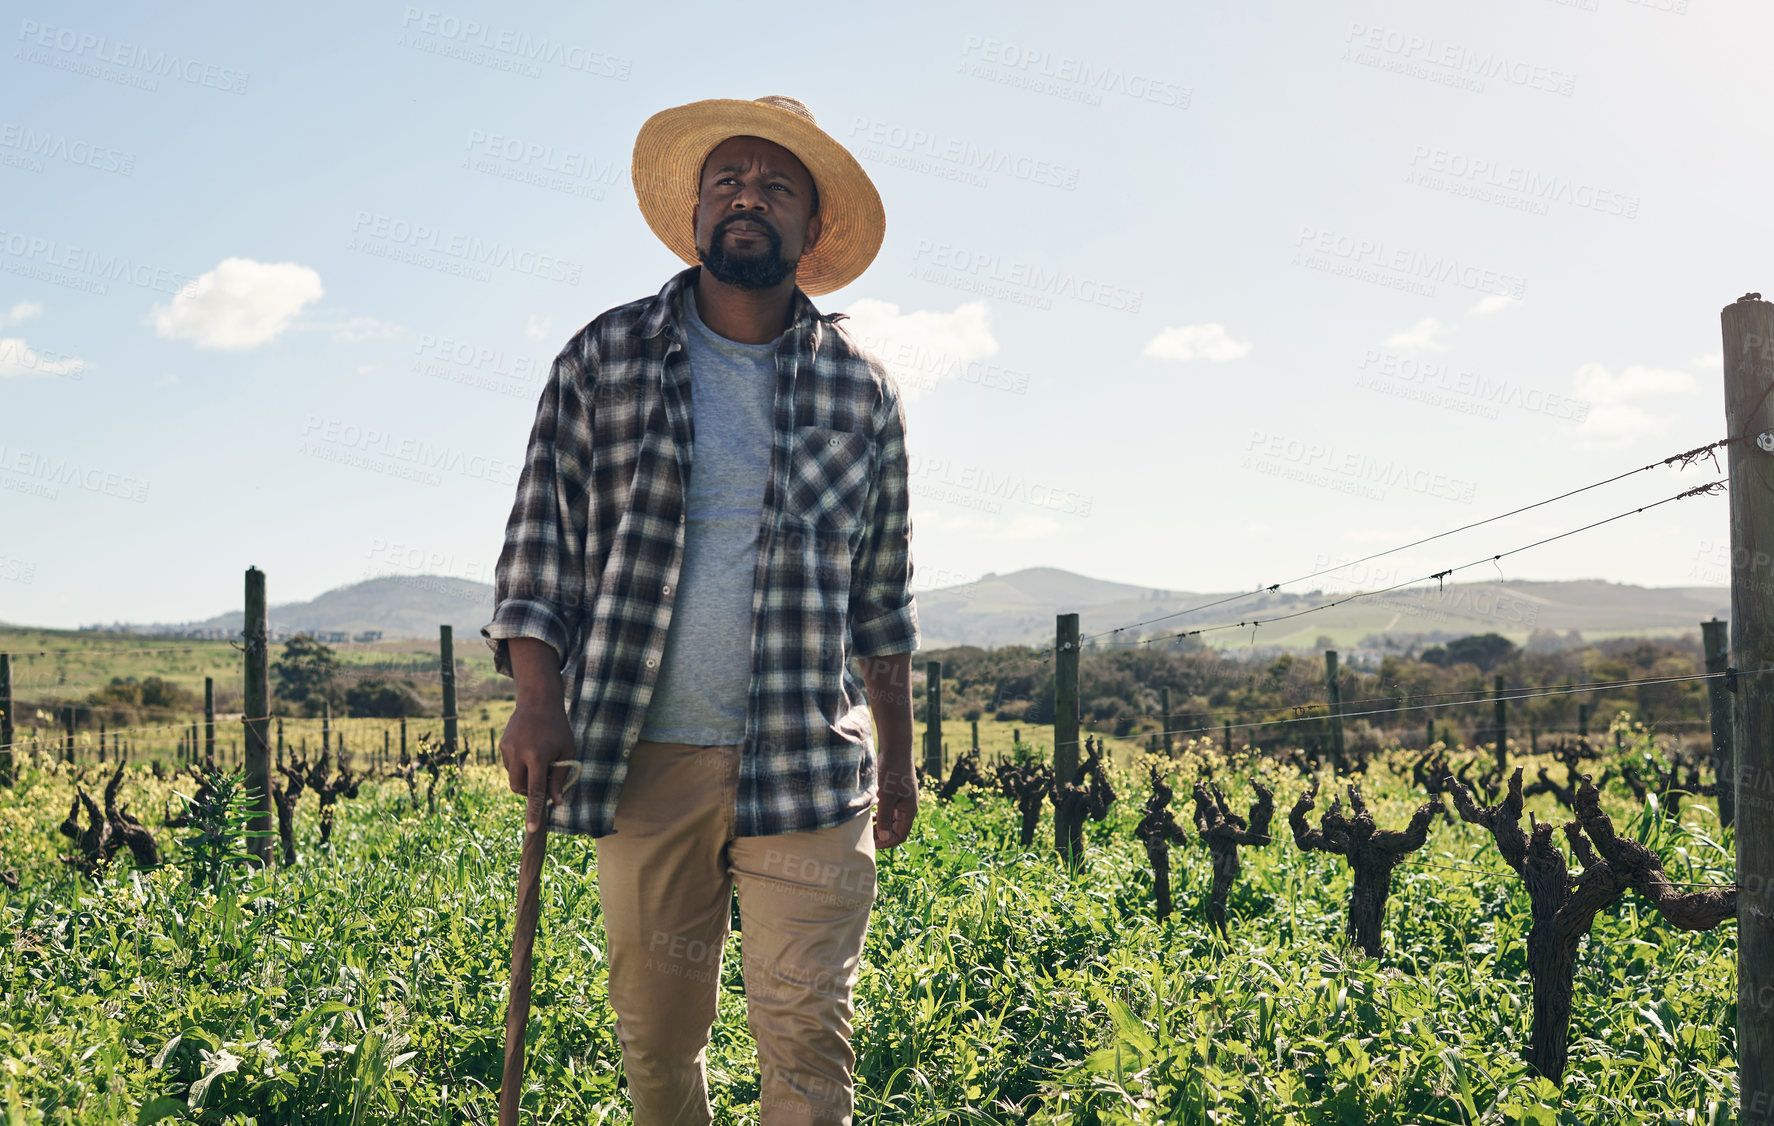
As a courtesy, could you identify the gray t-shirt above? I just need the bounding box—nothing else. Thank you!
[637,288,778,745]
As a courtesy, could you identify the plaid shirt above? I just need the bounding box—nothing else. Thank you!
[482,266,920,838]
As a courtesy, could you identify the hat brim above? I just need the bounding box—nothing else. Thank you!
[632,99,884,297]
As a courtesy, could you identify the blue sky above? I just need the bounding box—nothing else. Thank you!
[3,0,1766,630]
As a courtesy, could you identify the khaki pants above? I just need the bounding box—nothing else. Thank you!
[595,739,876,1125]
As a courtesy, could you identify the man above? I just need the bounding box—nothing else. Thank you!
[481,95,919,1126]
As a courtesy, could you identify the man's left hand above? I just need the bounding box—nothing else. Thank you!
[874,747,918,849]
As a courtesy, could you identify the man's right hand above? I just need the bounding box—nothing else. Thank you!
[501,637,578,806]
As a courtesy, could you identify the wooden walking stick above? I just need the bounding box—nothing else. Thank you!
[500,760,580,1125]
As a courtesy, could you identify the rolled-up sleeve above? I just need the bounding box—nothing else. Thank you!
[482,346,593,677]
[848,379,919,658]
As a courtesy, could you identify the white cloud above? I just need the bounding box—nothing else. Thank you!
[1142,323,1252,362]
[525,315,553,341]
[838,298,998,402]
[149,258,324,350]
[0,337,86,379]
[1570,363,1697,449]
[1469,293,1521,317]
[1691,352,1723,370]
[2,301,43,326]
[1383,317,1451,352]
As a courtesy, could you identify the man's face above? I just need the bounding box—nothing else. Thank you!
[692,135,821,290]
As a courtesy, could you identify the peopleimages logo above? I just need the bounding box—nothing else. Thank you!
[910,240,1143,314]
[1358,349,1589,422]
[461,128,623,201]
[1293,226,1526,300]
[1341,23,1576,97]
[1405,145,1638,219]
[397,8,631,80]
[906,453,1094,518]
[15,20,250,94]
[299,415,520,488]
[348,211,583,285]
[0,229,196,297]
[958,36,1192,109]
[0,123,135,175]
[848,116,1081,191]
[0,443,150,503]
[1243,430,1478,505]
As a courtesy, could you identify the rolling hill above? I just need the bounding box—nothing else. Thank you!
[80,567,1730,656]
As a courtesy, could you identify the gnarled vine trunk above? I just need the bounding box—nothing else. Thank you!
[1289,782,1442,958]
[1446,767,1735,1083]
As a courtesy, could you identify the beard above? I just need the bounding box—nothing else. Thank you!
[698,214,797,290]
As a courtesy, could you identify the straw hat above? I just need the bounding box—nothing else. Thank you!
[632,96,884,296]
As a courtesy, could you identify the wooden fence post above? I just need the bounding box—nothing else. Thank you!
[1722,291,1774,1121]
[923,660,943,778]
[400,716,407,761]
[1702,617,1734,829]
[323,701,331,756]
[1054,613,1080,782]
[276,716,284,770]
[0,652,11,786]
[1223,718,1232,756]
[970,718,979,753]
[1161,687,1172,755]
[440,625,458,757]
[1577,703,1589,738]
[244,566,272,866]
[1493,674,1508,774]
[204,677,215,764]
[1425,712,1433,748]
[63,705,74,764]
[1324,650,1345,772]
[98,721,106,764]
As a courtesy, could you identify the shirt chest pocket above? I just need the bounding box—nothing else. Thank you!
[784,425,871,533]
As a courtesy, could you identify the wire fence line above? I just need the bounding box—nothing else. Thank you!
[1089,480,1725,653]
[1118,668,1746,727]
[1042,666,1769,750]
[1057,437,1724,652]
[1,635,440,659]
[0,712,481,755]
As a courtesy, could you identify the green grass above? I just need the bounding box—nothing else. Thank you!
[0,626,510,770]
[0,714,1738,1125]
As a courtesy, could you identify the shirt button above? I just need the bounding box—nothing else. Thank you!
[828,436,841,447]
[661,585,672,595]
[645,658,657,668]
[679,513,686,523]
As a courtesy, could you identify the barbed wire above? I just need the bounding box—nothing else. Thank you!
[1,635,446,660]
[0,712,480,753]
[1120,668,1728,726]
[1059,437,1730,652]
[1058,664,1768,746]
[0,644,223,659]
[1075,479,1724,654]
